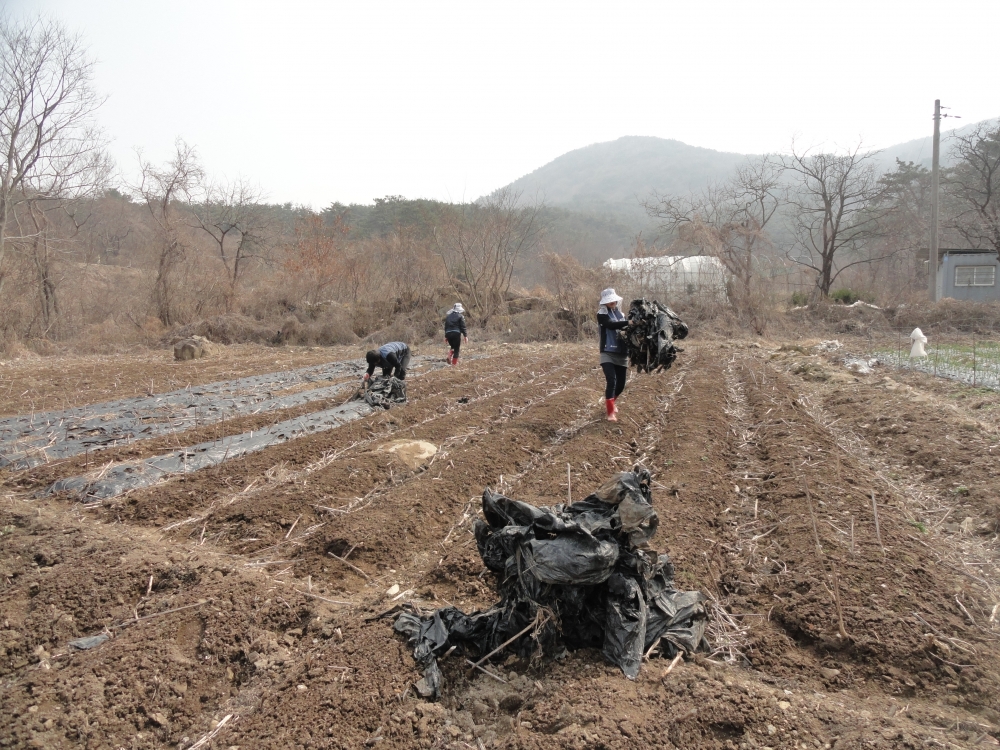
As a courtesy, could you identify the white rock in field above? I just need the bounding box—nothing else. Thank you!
[386,584,400,596]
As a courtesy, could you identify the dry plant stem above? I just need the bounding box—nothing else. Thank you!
[285,513,302,540]
[113,600,207,629]
[802,475,822,556]
[466,659,508,683]
[661,653,683,678]
[871,490,885,554]
[832,564,850,639]
[956,596,978,626]
[470,612,550,671]
[189,713,236,750]
[567,463,572,505]
[328,551,372,581]
[644,636,664,660]
[296,590,353,606]
[642,636,663,661]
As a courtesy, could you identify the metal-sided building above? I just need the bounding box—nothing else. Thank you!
[937,249,1000,301]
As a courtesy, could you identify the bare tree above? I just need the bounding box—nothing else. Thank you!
[90,190,134,265]
[541,251,608,335]
[283,213,354,306]
[444,187,543,325]
[944,122,1000,255]
[376,225,444,311]
[782,143,890,298]
[645,155,783,332]
[192,178,270,311]
[0,16,108,297]
[133,140,203,326]
[849,160,934,298]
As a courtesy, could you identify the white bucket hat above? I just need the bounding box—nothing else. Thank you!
[599,288,623,305]
[452,302,464,313]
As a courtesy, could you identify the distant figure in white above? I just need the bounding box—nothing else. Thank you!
[910,328,928,358]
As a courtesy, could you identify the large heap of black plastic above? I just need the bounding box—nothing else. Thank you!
[358,375,407,409]
[393,467,709,699]
[624,299,689,373]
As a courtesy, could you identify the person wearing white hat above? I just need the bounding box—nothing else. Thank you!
[597,288,631,422]
[444,303,468,365]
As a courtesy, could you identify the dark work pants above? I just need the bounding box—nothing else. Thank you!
[601,362,627,400]
[384,351,411,380]
[446,332,462,359]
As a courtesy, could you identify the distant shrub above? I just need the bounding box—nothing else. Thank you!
[173,314,277,345]
[830,289,861,305]
[790,291,810,306]
[504,310,577,342]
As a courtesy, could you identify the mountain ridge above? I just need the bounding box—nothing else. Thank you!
[489,119,1000,225]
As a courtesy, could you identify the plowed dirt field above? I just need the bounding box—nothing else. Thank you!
[2,341,1000,750]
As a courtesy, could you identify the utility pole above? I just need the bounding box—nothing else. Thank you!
[928,99,941,302]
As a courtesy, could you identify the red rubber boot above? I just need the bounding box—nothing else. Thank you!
[606,397,617,421]
[451,357,459,367]
[446,349,453,365]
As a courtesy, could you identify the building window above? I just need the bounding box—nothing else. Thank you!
[955,265,996,287]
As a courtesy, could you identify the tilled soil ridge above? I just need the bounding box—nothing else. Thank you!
[1,342,999,749]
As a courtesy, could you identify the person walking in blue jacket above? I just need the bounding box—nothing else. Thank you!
[363,341,411,386]
[596,288,631,422]
[443,303,468,366]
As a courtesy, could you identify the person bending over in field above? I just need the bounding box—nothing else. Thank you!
[364,341,411,387]
[444,303,468,366]
[596,288,633,422]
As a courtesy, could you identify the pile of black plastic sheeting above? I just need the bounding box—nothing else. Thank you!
[623,298,689,373]
[393,466,709,699]
[359,376,407,409]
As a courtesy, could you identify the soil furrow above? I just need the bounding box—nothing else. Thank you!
[5,342,1000,750]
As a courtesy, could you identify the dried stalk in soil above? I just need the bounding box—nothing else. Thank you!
[469,611,551,672]
[871,490,885,555]
[802,475,822,556]
[831,564,849,640]
[660,653,683,678]
[328,551,372,582]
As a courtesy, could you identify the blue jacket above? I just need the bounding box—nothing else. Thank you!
[367,342,410,376]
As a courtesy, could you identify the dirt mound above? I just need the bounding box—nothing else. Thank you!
[173,335,216,360]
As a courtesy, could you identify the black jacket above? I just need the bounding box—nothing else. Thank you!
[444,310,467,336]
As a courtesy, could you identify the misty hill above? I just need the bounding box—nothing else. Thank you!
[497,136,750,227]
[873,117,1000,171]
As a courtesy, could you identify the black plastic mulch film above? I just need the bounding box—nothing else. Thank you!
[43,371,417,502]
[392,467,709,699]
[624,298,689,373]
[0,360,367,470]
[360,375,407,409]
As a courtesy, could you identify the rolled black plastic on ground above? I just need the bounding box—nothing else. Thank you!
[393,466,709,699]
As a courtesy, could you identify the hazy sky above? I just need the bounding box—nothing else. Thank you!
[7,0,998,208]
